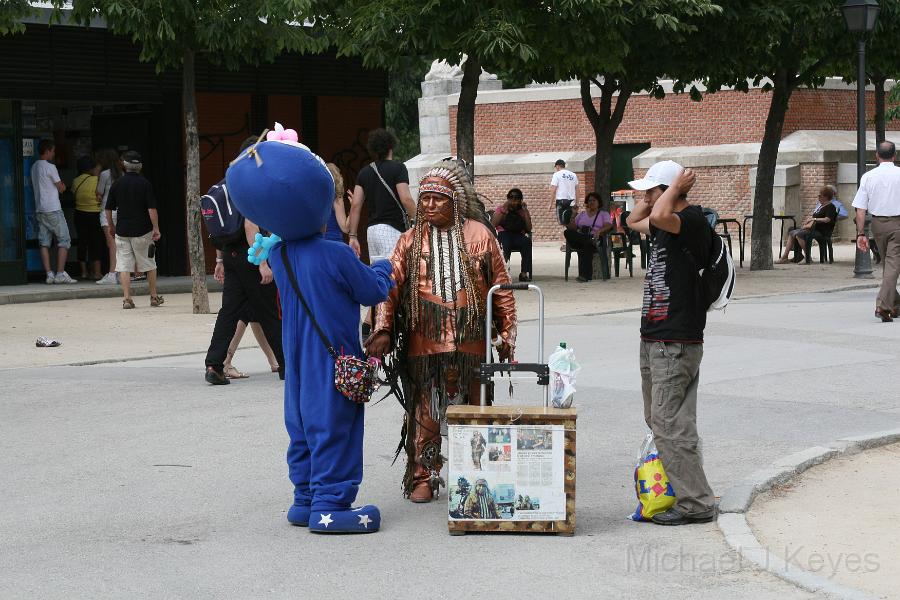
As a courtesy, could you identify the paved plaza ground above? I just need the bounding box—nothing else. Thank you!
[1,241,897,599]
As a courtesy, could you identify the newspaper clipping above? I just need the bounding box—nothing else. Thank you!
[448,424,566,521]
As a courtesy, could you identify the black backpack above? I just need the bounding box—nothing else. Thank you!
[686,225,735,312]
[200,180,245,244]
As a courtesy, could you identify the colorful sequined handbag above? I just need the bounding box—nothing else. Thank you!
[281,246,379,404]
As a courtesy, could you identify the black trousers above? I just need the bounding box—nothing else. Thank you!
[205,245,284,371]
[564,229,595,280]
[498,231,533,274]
[74,210,105,264]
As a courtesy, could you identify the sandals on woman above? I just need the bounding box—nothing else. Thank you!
[224,365,249,379]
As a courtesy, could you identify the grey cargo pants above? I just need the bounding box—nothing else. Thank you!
[639,340,716,517]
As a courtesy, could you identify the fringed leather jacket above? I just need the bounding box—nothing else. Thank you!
[374,219,517,357]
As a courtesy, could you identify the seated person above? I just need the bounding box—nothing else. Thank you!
[775,186,838,264]
[491,187,533,282]
[563,192,613,282]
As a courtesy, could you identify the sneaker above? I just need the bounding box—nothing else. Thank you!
[53,271,77,284]
[96,272,118,285]
[45,272,55,284]
[131,273,147,282]
[205,367,230,385]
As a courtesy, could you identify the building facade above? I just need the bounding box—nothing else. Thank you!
[408,69,898,243]
[0,17,386,285]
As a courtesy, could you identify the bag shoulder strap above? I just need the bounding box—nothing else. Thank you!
[280,244,338,359]
[370,162,410,230]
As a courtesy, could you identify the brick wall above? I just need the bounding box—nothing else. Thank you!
[450,87,900,157]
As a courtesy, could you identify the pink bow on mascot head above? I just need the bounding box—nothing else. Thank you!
[266,122,299,143]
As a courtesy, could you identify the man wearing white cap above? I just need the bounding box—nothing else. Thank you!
[626,160,717,526]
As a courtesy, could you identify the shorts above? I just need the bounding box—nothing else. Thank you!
[555,199,576,226]
[36,210,72,248]
[367,223,403,262]
[99,209,118,228]
[115,232,157,273]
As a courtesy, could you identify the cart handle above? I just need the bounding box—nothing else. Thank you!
[483,283,546,407]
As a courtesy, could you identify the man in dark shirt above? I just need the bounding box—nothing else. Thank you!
[105,151,163,309]
[627,160,716,526]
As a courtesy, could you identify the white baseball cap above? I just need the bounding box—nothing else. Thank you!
[628,160,684,191]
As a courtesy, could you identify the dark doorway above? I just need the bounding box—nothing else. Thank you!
[611,143,651,192]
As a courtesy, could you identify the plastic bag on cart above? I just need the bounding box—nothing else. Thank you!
[548,342,580,408]
[630,432,676,522]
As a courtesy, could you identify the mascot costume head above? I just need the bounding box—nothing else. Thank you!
[225,124,334,241]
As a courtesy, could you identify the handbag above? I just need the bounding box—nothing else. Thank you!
[280,245,379,404]
[370,161,411,231]
[577,211,601,237]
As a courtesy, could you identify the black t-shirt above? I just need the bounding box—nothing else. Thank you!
[107,172,156,237]
[812,202,838,237]
[356,159,410,233]
[640,205,711,343]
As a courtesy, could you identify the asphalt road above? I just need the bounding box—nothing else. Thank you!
[2,288,897,600]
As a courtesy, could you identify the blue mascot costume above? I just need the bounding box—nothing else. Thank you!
[226,134,393,533]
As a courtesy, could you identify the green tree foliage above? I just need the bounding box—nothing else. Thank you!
[515,0,719,207]
[385,57,431,162]
[0,0,33,35]
[702,1,851,270]
[61,0,323,312]
[857,1,900,142]
[317,0,548,169]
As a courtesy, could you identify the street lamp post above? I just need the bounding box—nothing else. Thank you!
[842,0,880,278]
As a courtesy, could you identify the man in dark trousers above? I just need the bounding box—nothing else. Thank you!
[204,137,284,385]
[626,160,717,526]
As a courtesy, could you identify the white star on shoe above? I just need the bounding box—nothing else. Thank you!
[318,513,333,528]
[358,514,372,529]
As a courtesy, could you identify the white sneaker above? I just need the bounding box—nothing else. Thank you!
[96,272,118,285]
[45,272,55,284]
[53,271,77,284]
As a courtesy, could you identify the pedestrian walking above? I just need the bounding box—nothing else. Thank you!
[105,151,163,309]
[95,148,123,285]
[853,141,900,322]
[626,160,717,526]
[203,137,284,385]
[550,159,579,227]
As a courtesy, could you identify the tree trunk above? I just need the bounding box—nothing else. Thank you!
[874,75,886,144]
[580,77,631,210]
[183,48,210,313]
[751,69,793,271]
[456,55,481,177]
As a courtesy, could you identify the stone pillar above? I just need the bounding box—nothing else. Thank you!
[407,60,503,192]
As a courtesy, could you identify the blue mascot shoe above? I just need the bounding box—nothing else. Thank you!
[287,503,311,527]
[309,505,381,534]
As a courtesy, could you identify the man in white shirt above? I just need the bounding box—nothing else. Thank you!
[549,159,579,225]
[853,140,900,321]
[31,139,76,284]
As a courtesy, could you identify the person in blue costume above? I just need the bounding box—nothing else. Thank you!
[226,131,394,534]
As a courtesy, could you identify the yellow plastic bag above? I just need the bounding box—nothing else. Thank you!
[630,433,676,521]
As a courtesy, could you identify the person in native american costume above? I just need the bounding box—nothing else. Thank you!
[471,430,486,470]
[462,478,500,519]
[365,161,517,503]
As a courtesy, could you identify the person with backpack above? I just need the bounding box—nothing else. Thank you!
[491,188,533,282]
[202,136,284,385]
[626,160,720,526]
